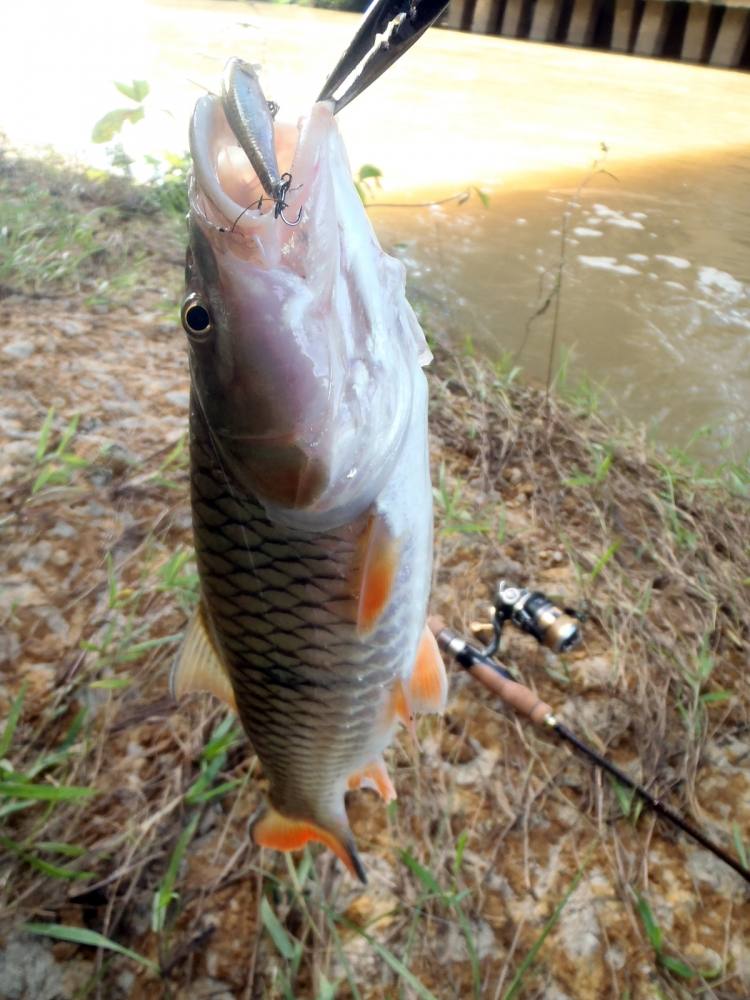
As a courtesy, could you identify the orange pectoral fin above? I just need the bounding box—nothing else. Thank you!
[408,626,448,714]
[347,757,397,803]
[355,514,399,637]
[251,807,367,884]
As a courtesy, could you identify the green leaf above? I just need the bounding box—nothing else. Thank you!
[589,539,621,583]
[36,841,86,858]
[91,107,145,144]
[261,896,296,960]
[0,682,27,757]
[35,407,55,462]
[89,677,132,690]
[401,850,443,898]
[699,690,731,704]
[24,923,159,974]
[635,893,663,953]
[472,186,490,208]
[659,954,694,979]
[0,780,97,802]
[357,163,382,182]
[454,830,468,875]
[114,79,150,102]
[0,837,93,881]
[316,973,338,1000]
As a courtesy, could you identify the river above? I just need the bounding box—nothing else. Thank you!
[4,0,750,458]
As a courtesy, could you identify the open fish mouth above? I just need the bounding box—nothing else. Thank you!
[189,93,305,247]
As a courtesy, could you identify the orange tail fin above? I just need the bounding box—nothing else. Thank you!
[251,806,366,884]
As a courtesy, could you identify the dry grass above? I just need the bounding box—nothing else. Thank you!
[1,150,749,1000]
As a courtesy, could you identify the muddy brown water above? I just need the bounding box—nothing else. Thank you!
[5,0,750,458]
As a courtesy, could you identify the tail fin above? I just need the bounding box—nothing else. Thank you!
[251,805,366,884]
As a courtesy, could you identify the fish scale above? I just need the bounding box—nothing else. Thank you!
[190,407,407,812]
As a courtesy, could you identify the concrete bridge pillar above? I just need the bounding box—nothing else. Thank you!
[681,2,712,58]
[710,7,750,64]
[633,0,672,54]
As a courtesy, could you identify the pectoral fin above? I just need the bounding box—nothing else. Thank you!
[170,603,236,711]
[408,626,448,714]
[355,513,399,637]
[252,806,367,883]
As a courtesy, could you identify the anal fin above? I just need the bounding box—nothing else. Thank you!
[170,602,236,711]
[347,756,397,803]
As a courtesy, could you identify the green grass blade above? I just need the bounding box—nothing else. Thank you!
[0,781,97,802]
[339,917,438,1000]
[261,896,297,960]
[24,923,159,974]
[152,812,199,933]
[401,850,443,898]
[1,837,94,881]
[635,893,663,953]
[0,681,27,757]
[502,849,593,1000]
[35,407,55,461]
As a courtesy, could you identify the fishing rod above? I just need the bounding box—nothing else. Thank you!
[429,581,750,887]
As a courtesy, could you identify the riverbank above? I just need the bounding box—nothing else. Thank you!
[1,149,749,1000]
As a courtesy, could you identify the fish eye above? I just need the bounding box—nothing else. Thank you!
[181,294,212,337]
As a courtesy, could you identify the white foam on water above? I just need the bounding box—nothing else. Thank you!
[655,255,691,269]
[577,256,640,275]
[590,202,644,230]
[573,227,603,238]
[627,253,649,262]
[697,266,745,301]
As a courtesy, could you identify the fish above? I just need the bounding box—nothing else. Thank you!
[171,58,447,883]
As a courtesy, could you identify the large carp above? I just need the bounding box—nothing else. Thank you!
[172,59,446,882]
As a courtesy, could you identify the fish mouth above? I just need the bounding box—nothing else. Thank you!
[189,94,332,256]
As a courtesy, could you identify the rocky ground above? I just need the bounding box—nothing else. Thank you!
[1,148,749,1000]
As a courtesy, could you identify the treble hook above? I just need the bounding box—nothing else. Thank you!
[273,172,303,227]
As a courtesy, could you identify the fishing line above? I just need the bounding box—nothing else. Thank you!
[429,583,750,888]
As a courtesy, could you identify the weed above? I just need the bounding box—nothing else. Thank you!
[433,462,491,535]
[401,847,481,1000]
[502,850,594,1000]
[25,923,159,975]
[633,891,716,982]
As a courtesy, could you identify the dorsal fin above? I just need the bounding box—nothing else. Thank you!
[354,512,400,637]
[170,602,237,711]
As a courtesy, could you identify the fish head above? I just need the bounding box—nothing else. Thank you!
[184,90,430,528]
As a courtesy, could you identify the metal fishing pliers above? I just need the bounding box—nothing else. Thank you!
[318,0,450,114]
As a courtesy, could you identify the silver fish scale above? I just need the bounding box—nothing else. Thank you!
[190,409,411,817]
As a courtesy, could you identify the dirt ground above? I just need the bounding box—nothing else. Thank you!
[1,149,749,1000]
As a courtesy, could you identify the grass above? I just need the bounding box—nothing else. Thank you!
[0,146,184,305]
[1,147,749,999]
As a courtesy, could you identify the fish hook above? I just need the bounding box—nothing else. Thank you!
[273,172,303,226]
